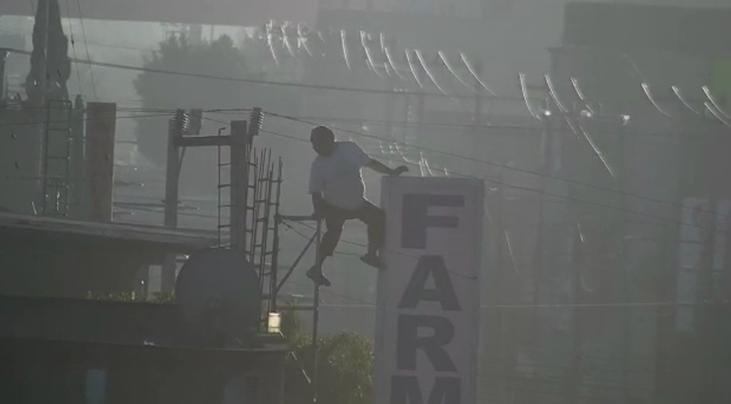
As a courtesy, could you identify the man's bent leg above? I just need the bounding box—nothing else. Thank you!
[308,207,346,287]
[320,207,346,261]
[357,202,386,267]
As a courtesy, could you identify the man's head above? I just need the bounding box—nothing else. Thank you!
[310,126,336,156]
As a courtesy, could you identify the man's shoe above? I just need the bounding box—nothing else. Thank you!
[306,265,331,287]
[360,253,384,269]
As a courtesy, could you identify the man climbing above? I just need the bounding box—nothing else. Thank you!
[307,126,408,287]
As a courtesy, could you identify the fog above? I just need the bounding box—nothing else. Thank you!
[1,1,731,403]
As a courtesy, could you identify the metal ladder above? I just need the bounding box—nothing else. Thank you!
[42,99,73,216]
[216,129,232,247]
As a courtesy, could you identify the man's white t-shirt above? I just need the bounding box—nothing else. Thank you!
[309,141,371,210]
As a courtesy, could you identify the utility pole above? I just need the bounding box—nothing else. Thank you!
[696,128,721,404]
[162,109,185,291]
[565,112,583,404]
[311,219,322,404]
[229,120,249,252]
[533,106,554,331]
[653,122,684,403]
[493,167,509,402]
[617,115,631,404]
[0,50,8,100]
[568,220,583,404]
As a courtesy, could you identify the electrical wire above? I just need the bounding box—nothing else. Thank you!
[570,76,596,115]
[404,48,424,88]
[704,102,731,129]
[702,85,731,120]
[519,72,542,120]
[641,82,671,118]
[296,23,314,57]
[671,85,701,115]
[263,110,723,225]
[339,29,351,71]
[2,46,517,101]
[382,37,406,81]
[284,219,478,280]
[282,218,731,310]
[414,49,448,95]
[563,115,616,178]
[220,111,685,137]
[280,21,296,58]
[109,105,727,228]
[438,50,474,91]
[265,20,279,66]
[0,112,172,128]
[544,74,568,113]
[460,52,495,96]
[360,30,384,78]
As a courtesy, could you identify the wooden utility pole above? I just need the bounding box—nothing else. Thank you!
[566,114,583,404]
[85,102,117,222]
[229,120,249,252]
[697,129,721,404]
[568,220,583,404]
[618,118,631,404]
[311,219,322,404]
[0,50,8,99]
[162,109,185,291]
[494,167,510,402]
[532,109,554,332]
[653,123,685,403]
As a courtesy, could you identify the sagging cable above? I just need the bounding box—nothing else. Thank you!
[459,52,496,95]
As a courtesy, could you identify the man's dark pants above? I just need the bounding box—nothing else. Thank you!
[319,201,385,259]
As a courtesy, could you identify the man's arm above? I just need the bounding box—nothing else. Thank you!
[366,159,409,176]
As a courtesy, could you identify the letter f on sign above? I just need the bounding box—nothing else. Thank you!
[402,194,465,249]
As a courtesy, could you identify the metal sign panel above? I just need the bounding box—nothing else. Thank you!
[375,177,483,404]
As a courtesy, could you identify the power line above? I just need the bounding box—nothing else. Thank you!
[3,99,724,233]
[0,47,519,101]
[0,28,157,54]
[282,218,470,281]
[280,221,730,310]
[280,219,361,258]
[213,112,545,134]
[264,110,728,224]
[276,299,731,310]
[0,112,172,128]
[173,108,726,234]
[259,123,728,236]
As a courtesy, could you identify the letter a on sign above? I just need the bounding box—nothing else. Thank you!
[375,177,483,404]
[399,255,461,311]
